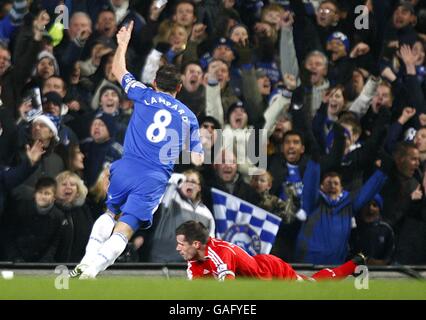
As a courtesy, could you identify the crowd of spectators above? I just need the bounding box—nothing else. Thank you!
[0,0,425,266]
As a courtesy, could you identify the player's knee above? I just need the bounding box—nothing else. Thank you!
[106,210,117,219]
[113,221,134,240]
[92,214,115,238]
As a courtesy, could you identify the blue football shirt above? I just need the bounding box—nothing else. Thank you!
[120,73,203,175]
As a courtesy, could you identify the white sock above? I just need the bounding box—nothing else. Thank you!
[84,232,128,277]
[80,213,116,266]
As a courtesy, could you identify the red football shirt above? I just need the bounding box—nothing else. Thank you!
[186,237,301,280]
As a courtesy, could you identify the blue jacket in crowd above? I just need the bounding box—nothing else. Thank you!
[295,160,388,265]
[0,157,35,216]
[81,138,122,188]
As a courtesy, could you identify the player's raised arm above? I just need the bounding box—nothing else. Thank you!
[112,21,134,84]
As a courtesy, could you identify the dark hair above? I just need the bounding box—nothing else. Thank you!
[35,176,57,192]
[327,84,349,104]
[89,51,115,88]
[320,0,340,10]
[55,143,83,175]
[338,111,358,122]
[97,6,116,19]
[174,0,196,15]
[199,115,222,130]
[338,115,362,137]
[393,141,417,160]
[181,60,203,74]
[176,220,209,244]
[283,130,305,146]
[99,84,123,102]
[155,64,182,93]
[321,171,342,183]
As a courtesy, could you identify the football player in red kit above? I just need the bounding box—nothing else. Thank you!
[176,221,366,281]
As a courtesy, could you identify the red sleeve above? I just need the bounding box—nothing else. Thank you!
[208,246,237,281]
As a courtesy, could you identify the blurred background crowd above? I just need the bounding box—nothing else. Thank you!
[0,0,425,266]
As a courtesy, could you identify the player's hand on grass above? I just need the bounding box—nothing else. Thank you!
[116,20,134,48]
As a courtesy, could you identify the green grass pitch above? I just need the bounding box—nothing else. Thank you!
[0,276,425,300]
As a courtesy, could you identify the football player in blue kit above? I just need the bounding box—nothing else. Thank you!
[71,21,204,278]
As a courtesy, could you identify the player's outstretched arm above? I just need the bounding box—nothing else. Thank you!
[112,21,134,84]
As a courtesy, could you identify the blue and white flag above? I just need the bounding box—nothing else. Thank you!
[211,188,282,256]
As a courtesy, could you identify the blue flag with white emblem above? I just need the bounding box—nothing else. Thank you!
[211,188,282,256]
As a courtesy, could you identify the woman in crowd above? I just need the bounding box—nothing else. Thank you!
[55,171,94,262]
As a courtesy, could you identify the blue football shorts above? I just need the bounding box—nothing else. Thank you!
[106,158,168,231]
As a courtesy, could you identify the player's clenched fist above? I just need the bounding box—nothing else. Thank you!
[116,21,134,47]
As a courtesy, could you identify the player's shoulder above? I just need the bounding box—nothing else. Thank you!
[208,238,238,256]
[122,73,148,92]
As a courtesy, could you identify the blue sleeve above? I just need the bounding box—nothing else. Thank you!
[384,121,403,154]
[0,16,16,42]
[189,117,204,154]
[165,49,177,63]
[302,160,321,215]
[353,170,387,213]
[312,105,327,152]
[121,72,150,101]
[1,158,35,190]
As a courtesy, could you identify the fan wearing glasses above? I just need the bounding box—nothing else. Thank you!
[316,0,340,28]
